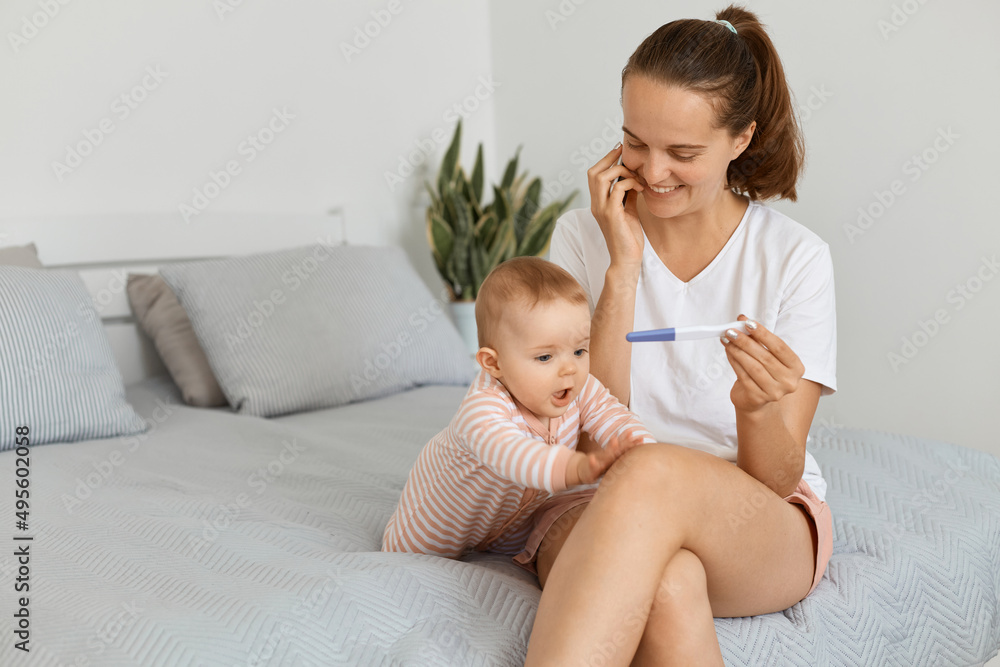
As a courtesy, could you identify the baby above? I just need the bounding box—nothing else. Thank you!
[382,256,655,559]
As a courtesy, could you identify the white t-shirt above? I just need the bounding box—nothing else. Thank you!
[548,199,837,501]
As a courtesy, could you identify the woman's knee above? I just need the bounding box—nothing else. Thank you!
[601,442,708,498]
[630,549,716,666]
[652,548,709,612]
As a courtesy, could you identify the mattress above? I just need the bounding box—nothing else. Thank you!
[0,376,997,666]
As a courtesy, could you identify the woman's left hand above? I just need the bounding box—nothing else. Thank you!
[721,314,805,414]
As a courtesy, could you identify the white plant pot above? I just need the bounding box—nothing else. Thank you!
[449,301,479,356]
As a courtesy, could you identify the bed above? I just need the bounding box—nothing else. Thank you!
[1,214,998,666]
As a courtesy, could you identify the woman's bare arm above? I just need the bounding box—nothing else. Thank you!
[723,316,821,497]
[584,142,646,408]
[588,265,641,407]
[735,380,821,497]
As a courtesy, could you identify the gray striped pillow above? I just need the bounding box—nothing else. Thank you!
[159,244,476,417]
[0,267,148,449]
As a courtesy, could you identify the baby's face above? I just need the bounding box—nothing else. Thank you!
[491,299,591,424]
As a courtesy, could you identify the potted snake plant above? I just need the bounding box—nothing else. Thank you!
[425,120,578,354]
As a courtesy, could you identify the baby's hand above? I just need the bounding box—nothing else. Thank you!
[568,429,646,486]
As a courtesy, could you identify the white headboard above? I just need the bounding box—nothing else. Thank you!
[0,210,346,385]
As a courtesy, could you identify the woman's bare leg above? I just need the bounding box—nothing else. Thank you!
[538,511,724,666]
[524,443,816,666]
[629,547,724,667]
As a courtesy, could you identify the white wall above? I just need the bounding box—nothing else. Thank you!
[0,0,499,291]
[4,0,999,460]
[489,0,1000,459]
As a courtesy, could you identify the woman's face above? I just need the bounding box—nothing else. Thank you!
[621,75,754,220]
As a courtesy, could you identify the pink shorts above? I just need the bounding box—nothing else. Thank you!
[513,478,833,598]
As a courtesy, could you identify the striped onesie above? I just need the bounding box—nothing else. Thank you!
[382,368,656,558]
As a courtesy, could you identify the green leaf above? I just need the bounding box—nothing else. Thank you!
[511,171,528,202]
[486,217,517,270]
[517,202,560,256]
[470,144,484,205]
[423,129,580,299]
[441,185,457,227]
[446,235,465,297]
[452,170,480,223]
[491,184,509,227]
[460,169,476,210]
[427,210,454,272]
[470,244,487,299]
[500,146,521,190]
[518,188,580,256]
[514,177,542,242]
[444,240,460,293]
[449,191,474,295]
[438,120,462,194]
[442,183,472,233]
[475,211,498,249]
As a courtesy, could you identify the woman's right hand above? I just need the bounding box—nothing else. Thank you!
[587,143,646,271]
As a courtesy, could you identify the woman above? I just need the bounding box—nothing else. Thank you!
[520,6,837,665]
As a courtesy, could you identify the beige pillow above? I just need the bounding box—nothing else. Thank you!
[126,274,228,407]
[0,243,43,267]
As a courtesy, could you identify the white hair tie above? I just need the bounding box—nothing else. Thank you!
[715,19,737,34]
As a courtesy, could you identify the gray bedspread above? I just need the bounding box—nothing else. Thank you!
[0,376,997,666]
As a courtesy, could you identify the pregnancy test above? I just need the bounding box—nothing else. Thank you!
[626,321,745,343]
